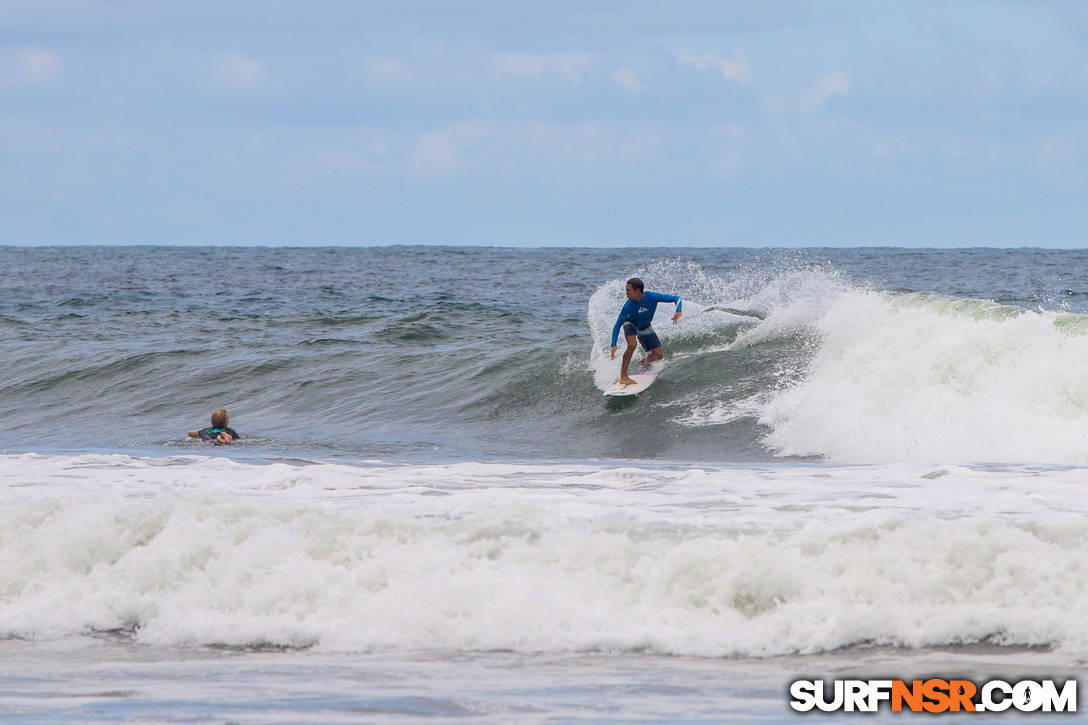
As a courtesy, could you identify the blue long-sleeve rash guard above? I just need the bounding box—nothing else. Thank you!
[610,291,682,346]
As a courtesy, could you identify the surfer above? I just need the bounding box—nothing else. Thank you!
[188,408,241,445]
[610,277,682,386]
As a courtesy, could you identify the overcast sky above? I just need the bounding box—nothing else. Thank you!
[2,1,1087,246]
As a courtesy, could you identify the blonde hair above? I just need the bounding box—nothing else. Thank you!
[211,409,229,428]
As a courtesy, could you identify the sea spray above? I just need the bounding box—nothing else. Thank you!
[758,291,1088,463]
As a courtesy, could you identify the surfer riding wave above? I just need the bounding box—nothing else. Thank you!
[610,277,682,386]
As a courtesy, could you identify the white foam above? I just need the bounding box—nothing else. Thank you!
[3,454,1088,657]
[758,290,1088,463]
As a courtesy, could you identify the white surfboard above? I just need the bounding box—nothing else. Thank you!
[603,363,660,397]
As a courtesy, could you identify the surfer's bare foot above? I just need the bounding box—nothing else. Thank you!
[620,376,637,385]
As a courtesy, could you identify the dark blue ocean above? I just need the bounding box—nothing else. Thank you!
[2,246,1087,722]
[5,246,1088,462]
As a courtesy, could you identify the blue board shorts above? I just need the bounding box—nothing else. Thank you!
[622,322,662,352]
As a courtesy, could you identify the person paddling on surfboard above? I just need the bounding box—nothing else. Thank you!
[188,408,241,445]
[610,277,682,386]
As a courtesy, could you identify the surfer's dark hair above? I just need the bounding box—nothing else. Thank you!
[211,409,229,428]
[626,277,644,292]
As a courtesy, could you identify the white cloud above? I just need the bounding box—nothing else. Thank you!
[800,71,850,112]
[407,120,662,178]
[674,51,749,83]
[492,52,593,82]
[215,52,263,90]
[6,48,61,85]
[613,69,643,93]
[364,56,414,86]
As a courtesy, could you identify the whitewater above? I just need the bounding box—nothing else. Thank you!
[2,246,1087,722]
[4,454,1087,656]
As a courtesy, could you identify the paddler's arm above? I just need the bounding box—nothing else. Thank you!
[187,430,200,438]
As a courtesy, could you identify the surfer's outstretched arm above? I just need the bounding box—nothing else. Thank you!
[656,292,682,323]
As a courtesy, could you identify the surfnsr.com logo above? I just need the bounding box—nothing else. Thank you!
[789,679,1077,713]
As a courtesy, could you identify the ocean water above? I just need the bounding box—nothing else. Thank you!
[1,245,1087,722]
